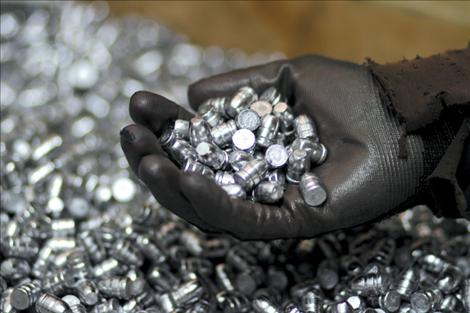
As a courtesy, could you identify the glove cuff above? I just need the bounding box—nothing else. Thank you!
[368,47,470,133]
[423,119,470,220]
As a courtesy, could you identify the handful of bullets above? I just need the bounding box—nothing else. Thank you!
[161,86,328,205]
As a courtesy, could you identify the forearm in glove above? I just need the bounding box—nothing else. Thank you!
[370,47,470,219]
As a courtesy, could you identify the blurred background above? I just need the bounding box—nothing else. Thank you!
[105,1,470,63]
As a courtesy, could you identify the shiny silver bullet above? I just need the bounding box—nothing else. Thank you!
[254,181,284,204]
[300,173,327,206]
[236,109,261,131]
[232,129,256,152]
[265,144,289,168]
[286,149,310,183]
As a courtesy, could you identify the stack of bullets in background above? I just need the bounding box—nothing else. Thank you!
[1,2,469,313]
[162,86,328,205]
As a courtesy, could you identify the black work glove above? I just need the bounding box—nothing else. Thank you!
[120,55,458,240]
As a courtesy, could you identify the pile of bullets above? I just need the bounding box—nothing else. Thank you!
[161,87,328,205]
[2,201,470,313]
[1,2,469,313]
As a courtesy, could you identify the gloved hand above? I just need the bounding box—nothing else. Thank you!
[120,55,458,240]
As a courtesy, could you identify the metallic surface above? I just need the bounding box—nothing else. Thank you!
[234,159,269,191]
[0,3,468,313]
[257,115,280,148]
[196,142,228,170]
[232,129,257,152]
[294,115,318,140]
[254,181,284,203]
[287,150,311,184]
[251,101,273,117]
[299,173,327,206]
[227,86,258,118]
[236,109,261,131]
[265,144,289,168]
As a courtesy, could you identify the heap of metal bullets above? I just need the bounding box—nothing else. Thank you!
[161,87,328,205]
[1,2,469,313]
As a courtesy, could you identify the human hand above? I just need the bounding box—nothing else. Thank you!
[121,55,455,239]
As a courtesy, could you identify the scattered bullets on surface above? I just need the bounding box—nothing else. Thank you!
[162,87,328,205]
[1,2,469,313]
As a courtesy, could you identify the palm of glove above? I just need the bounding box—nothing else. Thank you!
[121,55,435,240]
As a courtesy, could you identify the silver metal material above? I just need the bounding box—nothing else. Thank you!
[436,265,463,294]
[167,139,198,166]
[294,115,318,140]
[35,293,69,313]
[51,219,75,237]
[273,102,294,133]
[111,177,136,203]
[157,280,204,313]
[395,267,419,299]
[265,169,286,186]
[350,273,392,296]
[3,4,467,313]
[173,119,190,140]
[198,101,224,127]
[110,239,143,267]
[180,230,204,256]
[78,231,106,264]
[300,173,327,206]
[265,144,289,168]
[183,159,215,177]
[11,280,42,310]
[1,288,16,313]
[227,86,258,118]
[98,276,142,300]
[211,120,238,147]
[228,150,253,171]
[221,184,247,199]
[61,295,86,313]
[287,150,310,184]
[28,162,55,185]
[90,299,121,313]
[234,159,269,191]
[346,295,365,311]
[254,181,284,204]
[379,290,401,312]
[310,143,328,165]
[410,289,442,313]
[214,171,236,186]
[67,197,89,219]
[32,135,63,161]
[250,101,273,117]
[1,258,31,281]
[301,290,322,313]
[236,109,261,131]
[257,115,279,147]
[317,260,339,290]
[196,142,228,170]
[75,280,99,306]
[260,87,283,104]
[190,117,213,147]
[333,301,354,313]
[199,97,229,119]
[463,278,470,313]
[252,295,281,313]
[2,236,39,260]
[236,266,264,295]
[215,264,235,292]
[135,234,167,264]
[232,129,256,151]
